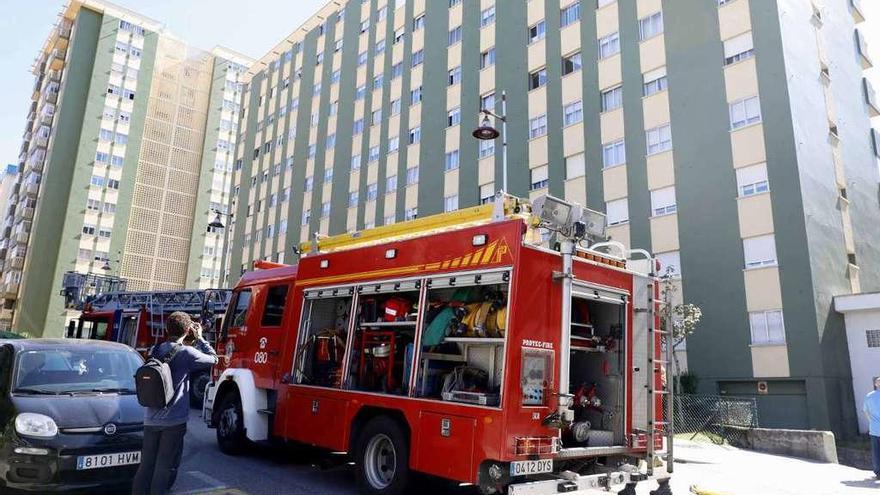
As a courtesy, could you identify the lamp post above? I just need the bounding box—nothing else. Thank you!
[472,90,508,193]
[209,208,234,287]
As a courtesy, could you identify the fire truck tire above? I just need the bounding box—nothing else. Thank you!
[216,392,248,455]
[355,416,411,495]
[190,372,209,407]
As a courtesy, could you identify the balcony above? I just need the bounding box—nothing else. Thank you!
[864,78,879,117]
[851,0,865,23]
[3,282,19,298]
[33,135,48,149]
[58,19,72,39]
[39,108,55,126]
[23,182,39,198]
[9,257,24,271]
[19,208,34,221]
[47,69,61,82]
[856,29,873,69]
[49,48,66,70]
[13,232,28,246]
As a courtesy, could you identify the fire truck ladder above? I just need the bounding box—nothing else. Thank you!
[87,289,232,338]
[645,274,675,480]
[301,193,533,255]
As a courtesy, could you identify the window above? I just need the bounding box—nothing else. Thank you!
[743,234,777,268]
[375,39,386,55]
[651,186,677,216]
[749,310,786,345]
[646,124,672,155]
[529,21,546,44]
[406,166,419,185]
[481,48,496,69]
[444,195,459,212]
[562,52,582,75]
[324,167,334,182]
[349,191,359,208]
[565,152,586,179]
[529,114,548,138]
[305,175,314,192]
[561,2,581,27]
[530,165,549,190]
[639,12,664,41]
[351,154,362,171]
[326,133,336,149]
[448,66,462,86]
[736,163,769,197]
[82,224,96,236]
[369,145,380,162]
[563,100,584,125]
[409,126,421,144]
[405,207,418,220]
[449,26,462,45]
[302,209,311,225]
[390,98,402,116]
[481,92,496,111]
[481,6,496,27]
[601,86,623,112]
[643,67,668,96]
[729,95,762,129]
[480,184,495,204]
[479,139,495,158]
[389,136,400,153]
[447,107,461,127]
[603,140,626,168]
[412,49,425,67]
[445,150,460,171]
[373,74,384,90]
[353,119,365,135]
[413,13,426,31]
[394,27,405,44]
[391,62,403,79]
[656,251,681,278]
[598,32,620,59]
[724,32,754,65]
[371,109,382,125]
[411,86,423,104]
[356,85,366,100]
[387,175,397,192]
[529,68,548,90]
[95,151,109,163]
[321,202,331,217]
[367,183,378,201]
[866,330,880,349]
[605,198,629,226]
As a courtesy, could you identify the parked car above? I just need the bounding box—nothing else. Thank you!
[0,338,144,493]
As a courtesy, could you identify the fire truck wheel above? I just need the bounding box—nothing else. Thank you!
[355,416,410,495]
[190,372,209,407]
[216,392,247,455]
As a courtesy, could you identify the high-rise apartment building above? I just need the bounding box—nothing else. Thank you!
[0,0,252,335]
[226,0,880,436]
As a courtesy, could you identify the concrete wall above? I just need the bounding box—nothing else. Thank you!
[730,427,838,463]
[836,293,880,434]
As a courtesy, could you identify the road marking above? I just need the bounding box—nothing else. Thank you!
[173,470,249,495]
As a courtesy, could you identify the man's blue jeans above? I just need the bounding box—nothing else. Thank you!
[872,435,880,477]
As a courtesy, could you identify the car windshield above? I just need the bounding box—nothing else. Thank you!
[13,348,143,394]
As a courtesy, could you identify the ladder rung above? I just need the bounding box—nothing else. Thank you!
[648,389,670,394]
[649,359,669,364]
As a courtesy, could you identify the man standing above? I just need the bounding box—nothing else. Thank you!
[133,312,218,495]
[864,376,880,479]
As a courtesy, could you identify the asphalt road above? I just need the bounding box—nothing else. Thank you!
[168,411,471,495]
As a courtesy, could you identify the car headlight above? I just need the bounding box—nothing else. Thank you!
[15,413,58,438]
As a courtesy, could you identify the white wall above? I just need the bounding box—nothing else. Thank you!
[841,307,880,434]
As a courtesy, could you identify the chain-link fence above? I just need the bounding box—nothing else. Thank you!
[664,394,758,445]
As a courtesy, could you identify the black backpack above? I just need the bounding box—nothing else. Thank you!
[135,344,182,408]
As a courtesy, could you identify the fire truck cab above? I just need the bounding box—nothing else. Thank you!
[204,194,673,495]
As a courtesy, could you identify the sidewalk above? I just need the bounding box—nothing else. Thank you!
[639,439,879,495]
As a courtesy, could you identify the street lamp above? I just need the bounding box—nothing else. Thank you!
[208,209,226,230]
[472,90,508,193]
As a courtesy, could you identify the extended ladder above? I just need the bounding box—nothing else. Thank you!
[645,277,674,477]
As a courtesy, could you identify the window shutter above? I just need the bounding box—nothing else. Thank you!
[736,163,768,187]
[531,164,549,183]
[651,186,676,210]
[606,199,628,225]
[643,66,666,83]
[723,31,754,58]
[565,153,586,179]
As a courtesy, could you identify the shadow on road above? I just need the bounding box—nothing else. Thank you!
[841,477,880,489]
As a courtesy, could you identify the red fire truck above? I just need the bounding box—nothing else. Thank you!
[69,289,231,404]
[203,194,674,495]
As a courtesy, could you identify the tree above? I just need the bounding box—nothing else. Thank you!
[658,267,702,383]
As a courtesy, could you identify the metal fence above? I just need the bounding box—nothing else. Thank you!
[666,394,758,445]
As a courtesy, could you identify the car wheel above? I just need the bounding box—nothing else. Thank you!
[355,416,410,495]
[216,392,247,455]
[190,372,209,407]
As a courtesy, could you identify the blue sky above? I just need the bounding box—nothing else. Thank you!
[0,1,877,166]
[0,0,325,165]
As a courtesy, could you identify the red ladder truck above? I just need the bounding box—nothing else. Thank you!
[203,194,674,495]
[68,288,231,404]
